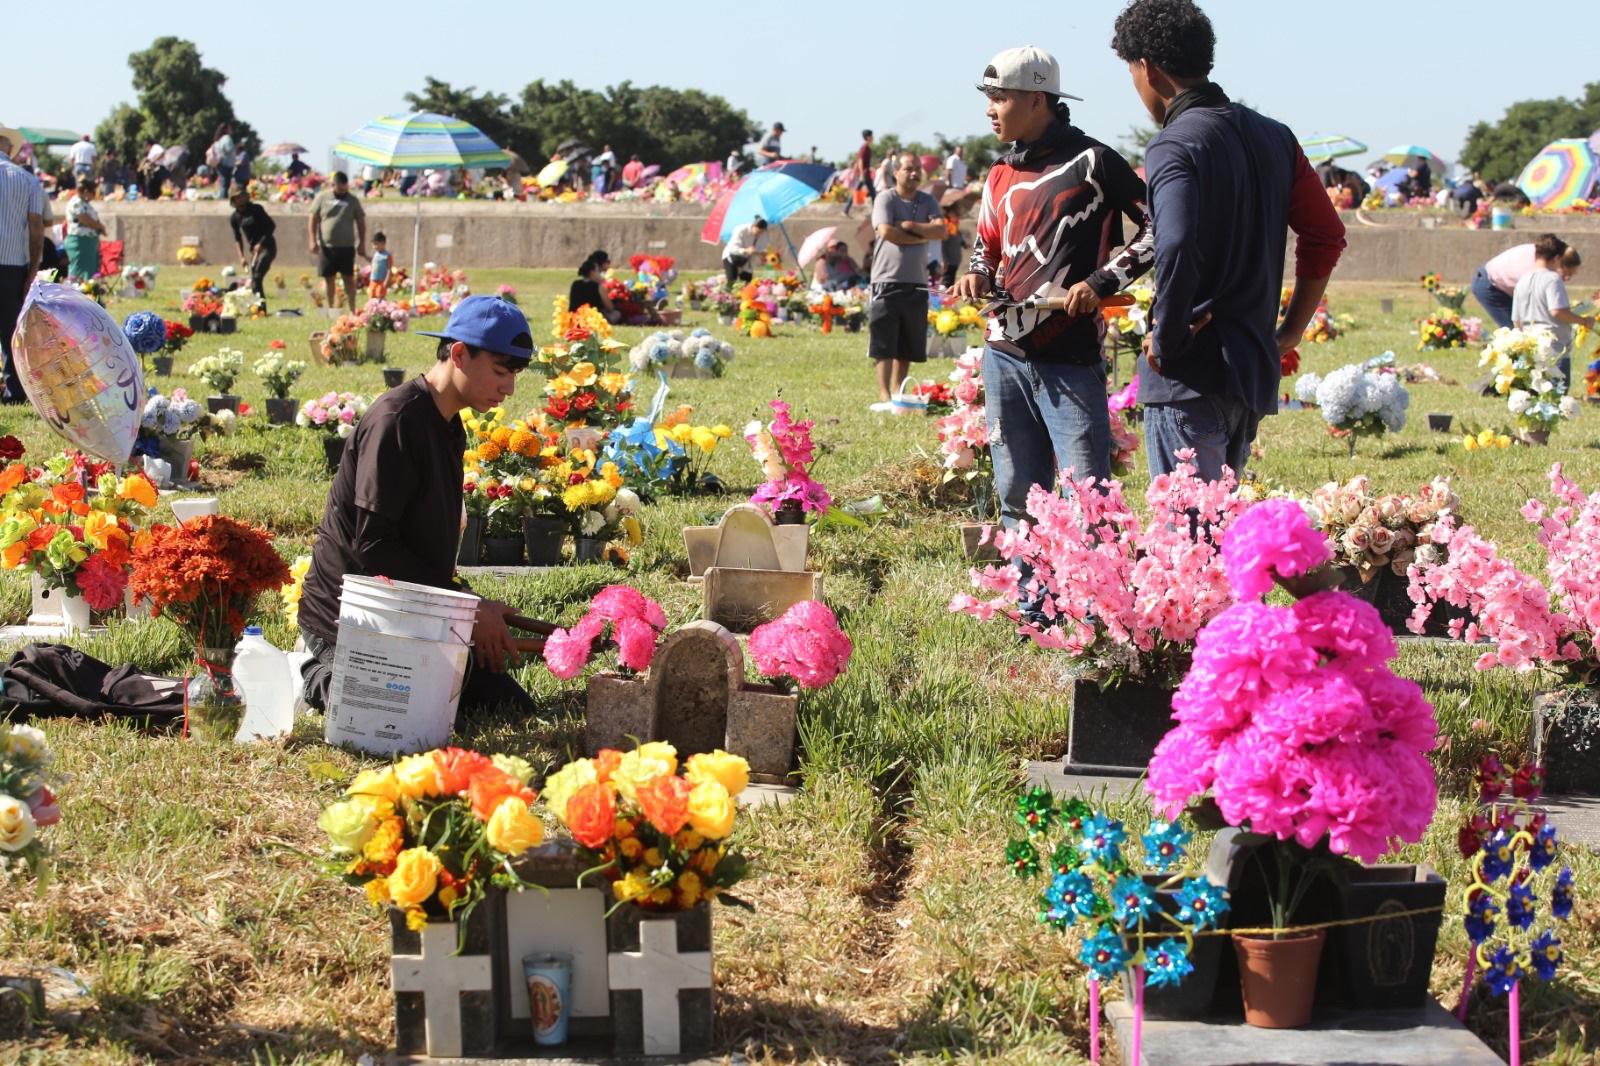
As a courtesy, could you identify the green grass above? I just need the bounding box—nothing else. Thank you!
[0,271,1597,1063]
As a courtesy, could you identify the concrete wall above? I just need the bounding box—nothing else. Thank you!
[89,200,1600,282]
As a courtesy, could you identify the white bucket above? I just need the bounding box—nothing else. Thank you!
[324,621,471,755]
[171,497,220,524]
[324,575,480,755]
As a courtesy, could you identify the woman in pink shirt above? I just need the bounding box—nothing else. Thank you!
[1473,235,1563,329]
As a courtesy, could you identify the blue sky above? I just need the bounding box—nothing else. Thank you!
[4,0,1589,172]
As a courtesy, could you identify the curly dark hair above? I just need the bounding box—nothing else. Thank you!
[1110,0,1216,79]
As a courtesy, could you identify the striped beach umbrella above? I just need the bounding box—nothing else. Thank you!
[332,112,511,295]
[1299,134,1367,161]
[1382,144,1448,172]
[1517,139,1599,210]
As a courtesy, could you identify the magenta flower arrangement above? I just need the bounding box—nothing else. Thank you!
[748,600,853,690]
[542,585,668,680]
[745,398,831,516]
[1148,500,1439,878]
[1408,464,1600,684]
[949,454,1254,686]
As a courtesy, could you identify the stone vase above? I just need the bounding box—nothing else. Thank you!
[389,904,501,1058]
[1426,413,1453,433]
[366,329,387,363]
[605,905,712,1057]
[265,397,297,425]
[158,436,193,483]
[1064,678,1176,774]
[574,536,606,564]
[151,355,173,376]
[322,435,346,474]
[1324,862,1446,1010]
[1532,690,1600,795]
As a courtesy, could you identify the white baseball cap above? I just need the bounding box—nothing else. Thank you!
[976,46,1083,101]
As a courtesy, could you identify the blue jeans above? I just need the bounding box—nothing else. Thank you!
[1145,395,1259,482]
[1471,267,1513,330]
[982,346,1111,527]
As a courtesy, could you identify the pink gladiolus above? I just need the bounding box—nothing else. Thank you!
[1222,498,1334,599]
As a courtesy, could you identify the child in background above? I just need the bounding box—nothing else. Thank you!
[1512,235,1593,389]
[368,232,391,299]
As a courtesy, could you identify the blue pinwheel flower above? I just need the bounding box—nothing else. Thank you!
[1143,938,1194,988]
[1484,946,1523,996]
[1464,892,1499,943]
[1530,930,1562,981]
[1110,875,1159,928]
[1175,878,1230,930]
[1480,829,1517,883]
[1075,814,1126,867]
[1551,867,1574,920]
[1043,870,1098,924]
[1529,824,1558,871]
[1141,820,1192,871]
[1506,882,1537,930]
[1079,927,1131,981]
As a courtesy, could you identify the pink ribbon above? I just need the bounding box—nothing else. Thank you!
[1088,978,1100,1064]
[1509,981,1520,1066]
[1131,966,1145,1066]
[1456,952,1475,1021]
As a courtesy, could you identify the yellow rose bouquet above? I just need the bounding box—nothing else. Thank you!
[540,298,634,432]
[544,741,752,915]
[318,747,546,932]
[0,723,59,878]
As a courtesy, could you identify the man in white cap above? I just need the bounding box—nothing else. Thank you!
[951,46,1153,528]
[0,122,44,404]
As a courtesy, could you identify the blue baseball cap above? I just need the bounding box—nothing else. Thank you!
[417,295,535,362]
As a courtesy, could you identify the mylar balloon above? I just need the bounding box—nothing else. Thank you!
[10,282,146,465]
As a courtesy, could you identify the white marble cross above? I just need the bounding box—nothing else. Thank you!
[607,919,713,1055]
[390,921,494,1058]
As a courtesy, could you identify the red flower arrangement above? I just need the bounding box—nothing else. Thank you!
[601,276,645,323]
[129,516,291,650]
[163,319,194,354]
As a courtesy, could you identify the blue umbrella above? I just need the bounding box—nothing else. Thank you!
[1375,168,1409,194]
[713,163,834,259]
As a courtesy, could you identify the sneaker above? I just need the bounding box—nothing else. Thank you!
[869,401,894,413]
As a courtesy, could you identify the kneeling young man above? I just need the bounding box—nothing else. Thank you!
[297,295,533,717]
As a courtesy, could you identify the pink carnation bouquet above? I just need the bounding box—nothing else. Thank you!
[542,585,668,680]
[748,600,853,690]
[1408,464,1600,684]
[746,398,831,517]
[1149,500,1438,929]
[950,453,1253,687]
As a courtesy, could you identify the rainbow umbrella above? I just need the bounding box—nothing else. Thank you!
[1382,144,1447,172]
[665,161,722,193]
[1517,139,1599,210]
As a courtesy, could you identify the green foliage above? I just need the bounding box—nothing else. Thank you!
[871,132,1001,174]
[94,37,258,171]
[1460,82,1600,183]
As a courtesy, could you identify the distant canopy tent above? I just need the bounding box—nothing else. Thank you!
[19,128,80,147]
[1517,139,1599,211]
[1299,134,1367,162]
[332,111,511,291]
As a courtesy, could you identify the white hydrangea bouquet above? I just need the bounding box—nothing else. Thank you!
[190,348,245,395]
[628,328,736,377]
[1305,351,1409,455]
[1480,326,1578,443]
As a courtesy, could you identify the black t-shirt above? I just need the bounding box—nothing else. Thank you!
[569,278,604,312]
[297,378,467,646]
[230,203,275,250]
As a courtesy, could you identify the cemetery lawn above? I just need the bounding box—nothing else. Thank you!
[2,272,1598,1064]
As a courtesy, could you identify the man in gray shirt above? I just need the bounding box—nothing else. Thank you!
[309,171,367,314]
[0,122,43,404]
[868,152,944,412]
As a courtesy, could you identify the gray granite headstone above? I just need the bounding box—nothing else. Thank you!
[652,624,733,759]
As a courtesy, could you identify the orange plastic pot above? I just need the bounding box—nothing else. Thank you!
[1233,929,1325,1028]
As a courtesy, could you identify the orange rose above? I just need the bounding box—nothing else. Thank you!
[635,774,692,837]
[566,781,617,850]
[594,748,622,784]
[0,464,26,496]
[433,747,494,796]
[468,767,535,822]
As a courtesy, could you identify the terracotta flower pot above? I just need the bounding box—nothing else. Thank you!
[1234,929,1325,1029]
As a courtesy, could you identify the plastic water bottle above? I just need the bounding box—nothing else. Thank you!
[233,626,295,741]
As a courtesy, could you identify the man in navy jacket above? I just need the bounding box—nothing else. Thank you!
[1111,0,1346,480]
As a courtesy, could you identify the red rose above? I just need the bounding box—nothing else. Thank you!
[573,391,597,412]
[545,398,572,420]
[564,325,592,343]
[0,436,23,462]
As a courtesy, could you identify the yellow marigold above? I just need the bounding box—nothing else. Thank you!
[438,885,459,910]
[676,870,703,908]
[490,427,513,448]
[619,836,643,860]
[669,423,694,445]
[562,483,594,511]
[405,906,428,932]
[647,887,672,906]
[477,441,503,462]
[362,817,405,865]
[364,877,391,906]
[643,847,664,868]
[613,869,653,902]
[601,462,623,489]
[590,480,617,506]
[690,427,718,452]
[509,429,537,456]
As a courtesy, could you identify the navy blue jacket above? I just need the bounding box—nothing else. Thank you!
[1139,95,1345,415]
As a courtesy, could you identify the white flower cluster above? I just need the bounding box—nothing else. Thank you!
[1315,355,1409,434]
[1295,372,1322,405]
[628,328,736,376]
[1481,326,1577,433]
[141,391,202,436]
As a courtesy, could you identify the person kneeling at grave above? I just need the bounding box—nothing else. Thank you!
[295,296,536,718]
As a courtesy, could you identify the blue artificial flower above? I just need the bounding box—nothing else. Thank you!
[1111,875,1159,928]
[1079,927,1131,981]
[690,328,711,339]
[1529,824,1558,871]
[1075,814,1126,867]
[1043,871,1098,924]
[1551,867,1574,920]
[1485,946,1523,996]
[1143,938,1194,988]
[694,349,717,371]
[1141,820,1191,871]
[1506,882,1537,930]
[1480,829,1516,883]
[122,310,167,354]
[1464,892,1499,944]
[1175,878,1230,931]
[1530,929,1562,982]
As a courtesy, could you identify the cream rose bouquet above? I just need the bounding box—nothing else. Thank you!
[318,747,546,933]
[0,723,60,877]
